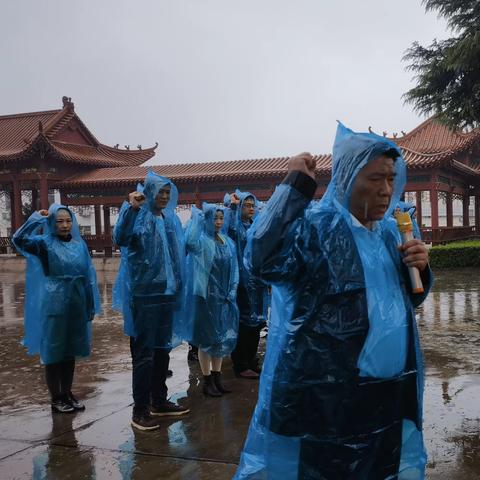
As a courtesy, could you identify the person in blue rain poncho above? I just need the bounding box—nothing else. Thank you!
[224,190,270,379]
[234,123,433,479]
[12,204,101,414]
[113,171,189,431]
[394,201,422,239]
[184,203,239,397]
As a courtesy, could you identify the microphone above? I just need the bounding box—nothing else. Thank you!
[395,211,424,294]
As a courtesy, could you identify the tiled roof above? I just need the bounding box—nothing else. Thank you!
[0,109,61,154]
[60,155,333,187]
[0,99,156,166]
[394,117,479,154]
[50,141,156,167]
[61,117,480,188]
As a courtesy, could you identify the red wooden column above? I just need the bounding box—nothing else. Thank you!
[12,179,23,231]
[462,195,470,227]
[475,195,480,228]
[31,188,39,212]
[39,173,49,210]
[103,205,112,257]
[415,190,423,227]
[94,205,102,235]
[446,192,453,227]
[9,190,15,234]
[430,189,439,229]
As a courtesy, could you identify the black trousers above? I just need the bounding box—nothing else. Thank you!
[129,296,173,415]
[231,322,263,373]
[130,337,170,415]
[45,357,76,401]
[298,421,402,480]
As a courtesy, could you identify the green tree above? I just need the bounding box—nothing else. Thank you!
[403,0,480,129]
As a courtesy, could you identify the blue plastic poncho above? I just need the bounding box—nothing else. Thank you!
[112,171,185,348]
[396,201,422,239]
[223,190,270,327]
[234,123,432,479]
[12,204,101,365]
[183,203,239,357]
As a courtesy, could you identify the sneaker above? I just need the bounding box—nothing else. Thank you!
[150,400,190,417]
[131,412,161,431]
[51,398,75,414]
[68,392,85,411]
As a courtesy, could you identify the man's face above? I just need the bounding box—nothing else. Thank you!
[349,155,396,224]
[241,197,255,221]
[155,186,171,210]
[214,210,224,232]
[56,209,73,238]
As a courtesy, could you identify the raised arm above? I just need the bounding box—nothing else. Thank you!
[244,153,317,284]
[113,194,142,247]
[184,207,204,255]
[12,211,48,256]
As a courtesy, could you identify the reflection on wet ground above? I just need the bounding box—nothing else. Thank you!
[0,268,479,479]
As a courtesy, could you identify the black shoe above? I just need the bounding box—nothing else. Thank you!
[150,400,190,417]
[167,369,173,377]
[188,349,199,362]
[131,412,160,431]
[51,398,75,414]
[68,392,85,411]
[202,374,222,397]
[235,369,260,379]
[211,371,232,394]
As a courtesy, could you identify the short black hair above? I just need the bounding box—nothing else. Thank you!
[384,148,399,161]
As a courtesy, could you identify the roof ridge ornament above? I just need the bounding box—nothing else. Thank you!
[62,96,74,111]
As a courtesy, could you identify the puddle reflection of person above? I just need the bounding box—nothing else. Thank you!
[12,204,101,414]
[32,413,95,479]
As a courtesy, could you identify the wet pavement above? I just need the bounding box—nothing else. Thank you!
[0,267,479,479]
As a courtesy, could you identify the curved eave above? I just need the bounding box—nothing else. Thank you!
[0,135,156,167]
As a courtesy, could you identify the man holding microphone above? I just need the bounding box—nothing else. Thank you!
[234,123,432,479]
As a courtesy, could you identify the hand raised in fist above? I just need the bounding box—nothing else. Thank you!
[128,191,145,209]
[230,193,240,205]
[288,152,316,180]
[38,209,49,217]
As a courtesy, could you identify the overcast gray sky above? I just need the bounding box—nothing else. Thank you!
[1,0,448,165]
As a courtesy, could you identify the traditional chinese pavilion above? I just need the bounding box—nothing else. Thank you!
[1,97,479,254]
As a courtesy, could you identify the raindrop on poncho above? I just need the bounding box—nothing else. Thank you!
[112,172,185,348]
[12,204,101,365]
[183,203,239,357]
[234,123,432,479]
[224,190,270,327]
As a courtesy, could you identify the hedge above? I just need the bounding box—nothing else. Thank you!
[429,240,480,268]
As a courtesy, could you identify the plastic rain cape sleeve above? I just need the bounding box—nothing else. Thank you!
[183,203,239,356]
[112,171,185,348]
[223,190,270,327]
[234,123,432,480]
[12,204,101,364]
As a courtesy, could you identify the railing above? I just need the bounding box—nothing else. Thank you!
[2,227,479,256]
[0,235,117,256]
[421,226,478,245]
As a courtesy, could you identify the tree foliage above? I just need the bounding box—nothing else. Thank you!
[403,0,480,129]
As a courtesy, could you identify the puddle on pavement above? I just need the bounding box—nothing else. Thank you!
[0,267,479,479]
